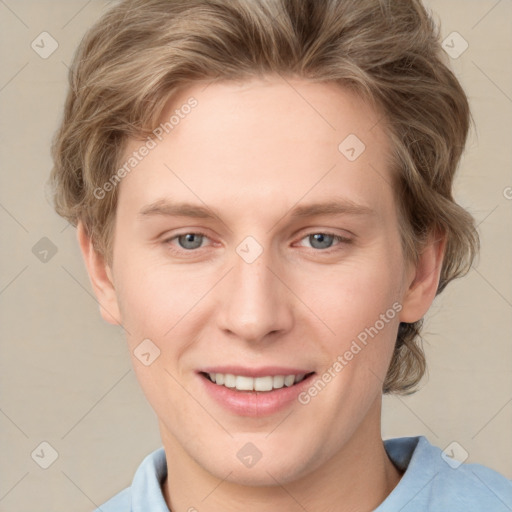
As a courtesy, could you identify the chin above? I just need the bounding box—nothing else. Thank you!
[200,445,318,487]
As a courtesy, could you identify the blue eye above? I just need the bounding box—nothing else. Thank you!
[163,231,350,256]
[299,233,350,251]
[171,233,207,250]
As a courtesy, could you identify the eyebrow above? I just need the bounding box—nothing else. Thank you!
[138,198,375,221]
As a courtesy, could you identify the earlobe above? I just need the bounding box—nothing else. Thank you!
[399,233,446,324]
[77,221,122,326]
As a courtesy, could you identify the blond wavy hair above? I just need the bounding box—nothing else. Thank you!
[49,0,479,394]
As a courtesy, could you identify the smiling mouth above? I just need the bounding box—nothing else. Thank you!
[200,371,316,392]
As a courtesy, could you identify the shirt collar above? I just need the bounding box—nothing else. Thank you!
[131,446,170,512]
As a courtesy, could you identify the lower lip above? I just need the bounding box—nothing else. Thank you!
[198,372,316,417]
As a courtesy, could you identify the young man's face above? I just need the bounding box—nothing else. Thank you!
[82,77,440,486]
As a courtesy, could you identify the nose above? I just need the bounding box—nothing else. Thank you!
[217,242,293,344]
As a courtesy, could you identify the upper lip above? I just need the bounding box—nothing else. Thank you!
[198,366,315,378]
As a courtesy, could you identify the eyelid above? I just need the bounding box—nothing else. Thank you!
[162,229,352,254]
[294,231,352,251]
[162,230,213,249]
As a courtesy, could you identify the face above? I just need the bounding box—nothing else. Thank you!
[90,76,432,485]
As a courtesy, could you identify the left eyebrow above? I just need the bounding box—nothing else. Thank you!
[137,198,376,221]
[289,200,375,218]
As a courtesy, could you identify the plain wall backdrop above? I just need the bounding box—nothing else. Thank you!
[0,0,511,510]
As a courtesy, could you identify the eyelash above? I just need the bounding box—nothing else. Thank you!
[162,231,352,255]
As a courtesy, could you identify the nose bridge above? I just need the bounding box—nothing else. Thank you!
[219,238,290,341]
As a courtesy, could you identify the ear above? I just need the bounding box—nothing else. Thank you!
[77,221,122,326]
[399,232,447,323]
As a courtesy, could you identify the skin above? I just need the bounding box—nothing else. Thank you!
[78,76,445,512]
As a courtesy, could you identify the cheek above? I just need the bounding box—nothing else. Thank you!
[298,260,402,426]
[302,249,404,389]
[113,253,203,342]
[308,256,402,337]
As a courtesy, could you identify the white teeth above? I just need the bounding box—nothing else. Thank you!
[236,375,254,391]
[284,375,295,387]
[224,374,236,388]
[273,375,285,389]
[254,376,273,391]
[205,372,309,392]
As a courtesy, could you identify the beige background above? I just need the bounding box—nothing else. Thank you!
[0,1,511,511]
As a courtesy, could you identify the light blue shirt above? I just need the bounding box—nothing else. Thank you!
[94,436,512,511]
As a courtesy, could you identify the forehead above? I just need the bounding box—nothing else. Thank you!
[117,76,396,222]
